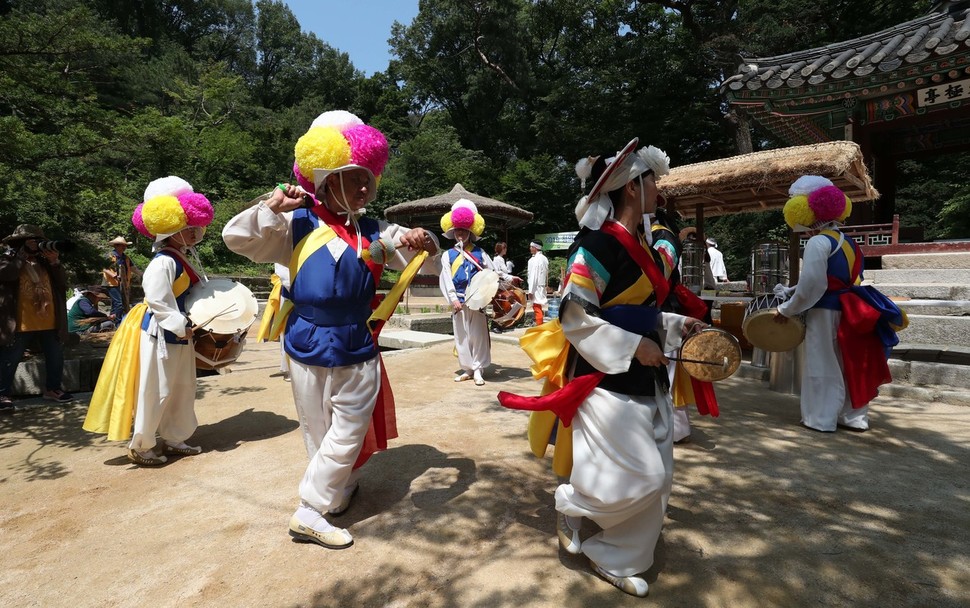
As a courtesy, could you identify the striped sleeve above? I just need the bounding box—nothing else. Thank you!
[562,246,610,308]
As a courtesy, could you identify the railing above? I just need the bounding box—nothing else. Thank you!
[800,214,899,248]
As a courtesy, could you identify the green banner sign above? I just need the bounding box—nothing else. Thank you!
[535,231,578,251]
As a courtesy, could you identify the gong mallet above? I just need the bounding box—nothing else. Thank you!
[667,355,731,372]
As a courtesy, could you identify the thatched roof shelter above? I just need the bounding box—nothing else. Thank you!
[383,184,534,231]
[658,141,878,218]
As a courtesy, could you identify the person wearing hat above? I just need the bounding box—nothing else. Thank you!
[103,236,141,320]
[223,110,439,550]
[67,286,115,334]
[439,199,493,386]
[498,138,707,597]
[0,224,74,410]
[527,239,549,325]
[83,176,214,466]
[706,237,729,283]
[772,176,905,432]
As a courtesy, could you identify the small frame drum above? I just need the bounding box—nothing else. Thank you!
[490,284,527,329]
[463,269,500,310]
[741,294,805,352]
[679,328,742,382]
[186,278,259,370]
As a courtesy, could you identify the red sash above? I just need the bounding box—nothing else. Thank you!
[600,220,669,307]
[311,203,383,289]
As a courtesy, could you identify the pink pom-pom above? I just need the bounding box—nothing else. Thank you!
[343,124,389,177]
[808,185,846,222]
[451,206,475,229]
[177,192,214,227]
[132,203,152,237]
[293,161,315,193]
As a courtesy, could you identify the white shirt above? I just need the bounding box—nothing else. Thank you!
[708,246,728,282]
[527,251,549,305]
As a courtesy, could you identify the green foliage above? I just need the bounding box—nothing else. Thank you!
[0,0,962,290]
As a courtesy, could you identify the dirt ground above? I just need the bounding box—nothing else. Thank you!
[1,339,968,608]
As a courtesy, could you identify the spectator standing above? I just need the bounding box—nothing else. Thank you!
[527,240,549,325]
[706,237,728,283]
[0,224,74,412]
[103,236,140,320]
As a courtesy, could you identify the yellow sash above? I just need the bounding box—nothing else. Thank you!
[256,274,282,342]
[258,226,339,341]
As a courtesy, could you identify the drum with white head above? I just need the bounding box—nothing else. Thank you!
[186,278,259,370]
[463,269,499,310]
[741,293,805,352]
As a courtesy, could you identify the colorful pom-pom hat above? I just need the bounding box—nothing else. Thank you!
[783,175,853,232]
[132,176,214,244]
[440,198,485,241]
[292,110,389,207]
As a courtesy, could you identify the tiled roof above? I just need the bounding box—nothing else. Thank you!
[721,7,970,94]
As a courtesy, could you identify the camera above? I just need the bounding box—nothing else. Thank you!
[37,240,76,254]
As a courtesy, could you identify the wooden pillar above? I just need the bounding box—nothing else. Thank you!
[789,230,800,286]
[695,203,705,244]
[872,154,898,224]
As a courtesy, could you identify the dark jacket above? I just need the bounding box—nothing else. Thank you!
[0,249,69,346]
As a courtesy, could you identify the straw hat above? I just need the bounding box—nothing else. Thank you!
[109,236,132,246]
[3,224,46,244]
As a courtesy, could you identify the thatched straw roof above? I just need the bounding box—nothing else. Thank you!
[658,141,878,218]
[383,184,534,230]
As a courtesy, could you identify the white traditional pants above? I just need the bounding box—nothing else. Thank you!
[555,385,674,577]
[289,357,379,513]
[129,334,198,451]
[801,308,869,431]
[452,307,491,373]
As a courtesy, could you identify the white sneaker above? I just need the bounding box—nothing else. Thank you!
[591,561,649,597]
[473,369,485,386]
[556,512,582,554]
[289,505,353,549]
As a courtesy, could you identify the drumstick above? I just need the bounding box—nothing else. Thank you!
[668,355,730,369]
[191,304,238,332]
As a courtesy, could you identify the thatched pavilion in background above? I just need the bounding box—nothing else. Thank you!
[383,184,534,240]
[658,141,879,282]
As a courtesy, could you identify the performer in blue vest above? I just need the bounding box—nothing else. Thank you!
[773,175,905,432]
[223,111,439,550]
[439,200,493,386]
[84,176,213,466]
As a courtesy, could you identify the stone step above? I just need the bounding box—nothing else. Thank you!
[866,268,970,284]
[875,283,970,300]
[898,315,970,348]
[896,299,970,317]
[377,329,453,350]
[888,358,970,391]
[881,252,970,270]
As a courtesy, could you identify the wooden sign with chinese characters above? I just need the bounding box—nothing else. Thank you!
[917,78,970,107]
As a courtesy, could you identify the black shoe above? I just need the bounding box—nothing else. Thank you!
[0,398,14,415]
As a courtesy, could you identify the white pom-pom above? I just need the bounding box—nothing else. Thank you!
[789,175,833,196]
[310,110,364,130]
[144,176,193,201]
[636,145,670,178]
[575,156,597,190]
[452,198,478,214]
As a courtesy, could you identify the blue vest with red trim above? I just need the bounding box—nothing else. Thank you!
[446,246,485,303]
[815,232,863,310]
[284,208,382,367]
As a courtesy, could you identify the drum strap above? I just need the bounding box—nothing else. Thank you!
[450,246,484,276]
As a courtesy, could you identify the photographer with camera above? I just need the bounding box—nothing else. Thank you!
[0,225,74,413]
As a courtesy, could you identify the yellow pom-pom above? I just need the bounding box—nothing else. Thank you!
[440,212,453,233]
[294,127,351,180]
[839,194,852,221]
[471,214,485,237]
[783,194,815,230]
[142,195,187,236]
